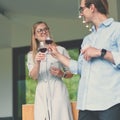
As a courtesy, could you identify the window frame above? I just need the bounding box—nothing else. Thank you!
[12,39,83,120]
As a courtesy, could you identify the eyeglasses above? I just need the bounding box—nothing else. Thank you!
[79,6,87,13]
[36,27,49,33]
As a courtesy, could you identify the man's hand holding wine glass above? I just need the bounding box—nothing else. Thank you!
[45,37,53,53]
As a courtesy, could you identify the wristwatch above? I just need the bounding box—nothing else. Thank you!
[101,49,107,58]
[62,72,67,78]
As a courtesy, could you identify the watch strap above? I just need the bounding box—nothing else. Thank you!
[101,49,107,58]
[62,72,67,78]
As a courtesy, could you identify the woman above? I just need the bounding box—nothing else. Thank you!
[26,21,73,120]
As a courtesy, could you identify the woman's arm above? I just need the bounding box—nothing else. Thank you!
[27,52,46,80]
[29,62,40,80]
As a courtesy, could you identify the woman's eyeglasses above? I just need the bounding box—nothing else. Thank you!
[36,27,49,33]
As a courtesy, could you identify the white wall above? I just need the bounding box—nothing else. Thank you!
[117,0,120,21]
[109,0,118,20]
[0,48,12,117]
[0,15,12,48]
[11,16,89,48]
[10,0,119,48]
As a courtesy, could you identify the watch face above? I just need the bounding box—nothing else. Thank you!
[101,49,107,57]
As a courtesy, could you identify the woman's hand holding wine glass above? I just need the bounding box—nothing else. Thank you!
[35,52,46,63]
[36,41,47,62]
[38,41,47,53]
[50,62,63,77]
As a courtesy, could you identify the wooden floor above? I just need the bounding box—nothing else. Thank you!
[22,101,78,120]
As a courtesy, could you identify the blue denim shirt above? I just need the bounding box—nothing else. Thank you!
[70,18,120,110]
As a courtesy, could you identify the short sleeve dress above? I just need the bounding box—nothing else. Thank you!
[27,46,73,120]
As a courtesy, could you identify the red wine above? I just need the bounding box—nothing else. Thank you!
[45,40,53,44]
[38,48,47,53]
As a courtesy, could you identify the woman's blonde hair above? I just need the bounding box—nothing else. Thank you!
[30,21,55,61]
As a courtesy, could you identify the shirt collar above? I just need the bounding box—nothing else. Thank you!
[91,18,114,32]
[102,18,114,26]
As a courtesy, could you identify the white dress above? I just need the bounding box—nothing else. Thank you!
[27,46,73,120]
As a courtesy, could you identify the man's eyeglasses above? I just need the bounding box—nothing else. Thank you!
[79,6,87,13]
[36,27,49,33]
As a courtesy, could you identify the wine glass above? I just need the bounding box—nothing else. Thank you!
[45,37,53,45]
[38,41,47,53]
[45,37,53,54]
[50,61,60,69]
[38,41,47,61]
[50,61,60,77]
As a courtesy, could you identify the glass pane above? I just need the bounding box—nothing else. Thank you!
[25,56,37,103]
[13,53,26,120]
[18,80,26,119]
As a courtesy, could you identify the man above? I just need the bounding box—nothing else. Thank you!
[50,0,120,120]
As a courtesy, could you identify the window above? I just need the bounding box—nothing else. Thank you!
[13,39,83,120]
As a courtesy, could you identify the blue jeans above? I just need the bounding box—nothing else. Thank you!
[78,103,120,120]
